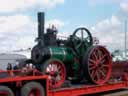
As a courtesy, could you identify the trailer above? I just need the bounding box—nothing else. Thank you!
[0,69,128,96]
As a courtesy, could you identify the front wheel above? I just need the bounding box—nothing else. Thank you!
[42,59,66,89]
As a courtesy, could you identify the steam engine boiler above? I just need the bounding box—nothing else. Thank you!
[31,12,112,88]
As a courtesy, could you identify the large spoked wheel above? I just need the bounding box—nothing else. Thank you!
[0,86,14,96]
[21,82,45,96]
[42,59,66,89]
[72,27,93,55]
[83,46,112,85]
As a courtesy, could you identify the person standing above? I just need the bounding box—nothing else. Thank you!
[6,63,12,70]
[13,62,20,70]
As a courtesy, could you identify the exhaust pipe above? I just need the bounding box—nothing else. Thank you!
[37,12,45,46]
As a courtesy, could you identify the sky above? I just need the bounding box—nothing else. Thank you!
[0,0,128,53]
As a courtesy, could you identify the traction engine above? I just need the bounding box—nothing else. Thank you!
[31,12,112,88]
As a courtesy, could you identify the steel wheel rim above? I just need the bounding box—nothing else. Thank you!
[45,60,65,88]
[28,88,41,96]
[88,46,112,84]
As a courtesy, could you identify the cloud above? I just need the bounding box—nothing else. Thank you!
[91,15,126,52]
[0,0,64,13]
[0,14,66,52]
[39,0,64,8]
[88,0,128,13]
[91,16,121,33]
[88,0,113,6]
[88,0,128,14]
[0,0,34,13]
[0,14,37,52]
[46,19,65,29]
[120,2,128,13]
[0,14,35,33]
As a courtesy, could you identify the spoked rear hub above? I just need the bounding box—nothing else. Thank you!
[42,59,65,88]
[83,46,112,85]
[28,89,41,96]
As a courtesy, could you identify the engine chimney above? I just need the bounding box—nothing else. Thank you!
[38,12,45,46]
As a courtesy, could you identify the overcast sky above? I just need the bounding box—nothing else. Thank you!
[0,0,128,52]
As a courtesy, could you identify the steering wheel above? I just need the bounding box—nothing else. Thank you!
[71,27,93,55]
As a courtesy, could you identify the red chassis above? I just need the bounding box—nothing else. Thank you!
[0,70,128,96]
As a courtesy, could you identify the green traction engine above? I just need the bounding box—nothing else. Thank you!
[31,12,112,88]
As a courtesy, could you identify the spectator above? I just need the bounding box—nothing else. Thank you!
[6,63,12,70]
[21,64,28,73]
[28,63,33,70]
[21,63,34,76]
[13,62,20,70]
[21,63,34,73]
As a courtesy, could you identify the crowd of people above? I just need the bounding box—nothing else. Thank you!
[6,62,35,75]
[6,62,20,71]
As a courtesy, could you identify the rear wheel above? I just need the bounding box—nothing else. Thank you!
[21,82,45,96]
[0,86,14,96]
[83,46,112,85]
[42,59,66,89]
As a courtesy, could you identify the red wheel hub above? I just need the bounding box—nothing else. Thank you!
[44,60,65,88]
[85,46,112,85]
[28,88,41,96]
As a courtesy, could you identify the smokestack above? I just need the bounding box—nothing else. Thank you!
[38,12,45,39]
[38,12,45,46]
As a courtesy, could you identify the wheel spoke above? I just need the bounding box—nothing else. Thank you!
[89,59,96,64]
[89,63,95,67]
[49,64,53,71]
[97,50,102,60]
[58,66,61,71]
[81,29,84,41]
[85,36,89,42]
[76,42,82,49]
[89,65,96,70]
[100,59,105,64]
[100,54,107,62]
[47,65,51,72]
[96,71,100,81]
[91,70,97,78]
[99,69,105,77]
[93,51,98,61]
[100,66,106,72]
